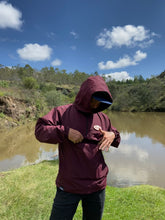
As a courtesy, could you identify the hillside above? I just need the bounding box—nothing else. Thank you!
[0,65,165,128]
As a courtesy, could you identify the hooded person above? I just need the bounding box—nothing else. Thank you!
[35,75,121,220]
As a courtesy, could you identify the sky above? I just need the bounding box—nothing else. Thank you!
[0,0,165,81]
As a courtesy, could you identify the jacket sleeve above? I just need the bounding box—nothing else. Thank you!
[35,107,69,144]
[110,125,121,148]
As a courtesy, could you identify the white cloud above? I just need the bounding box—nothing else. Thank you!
[51,59,62,66]
[138,39,154,48]
[134,50,147,61]
[96,25,156,49]
[104,71,133,82]
[98,50,147,70]
[70,31,78,39]
[0,1,23,30]
[98,56,134,70]
[17,43,52,61]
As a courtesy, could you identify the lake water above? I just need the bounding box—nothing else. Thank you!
[0,112,165,188]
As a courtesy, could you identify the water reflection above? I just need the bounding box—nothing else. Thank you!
[0,123,58,171]
[0,155,26,171]
[104,112,165,188]
[105,130,165,188]
[108,112,165,146]
[0,112,165,188]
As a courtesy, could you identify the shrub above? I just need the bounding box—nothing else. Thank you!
[22,77,39,89]
[0,112,5,118]
[45,90,66,108]
[0,80,9,88]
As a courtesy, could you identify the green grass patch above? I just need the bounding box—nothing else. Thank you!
[0,112,5,118]
[0,161,165,220]
[0,80,10,88]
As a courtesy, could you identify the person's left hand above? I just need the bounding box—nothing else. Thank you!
[99,128,115,151]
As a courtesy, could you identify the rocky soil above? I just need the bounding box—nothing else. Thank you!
[0,96,36,129]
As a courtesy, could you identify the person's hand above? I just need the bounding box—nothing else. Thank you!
[68,128,84,144]
[99,128,115,151]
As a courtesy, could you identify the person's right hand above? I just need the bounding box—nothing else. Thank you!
[68,128,84,144]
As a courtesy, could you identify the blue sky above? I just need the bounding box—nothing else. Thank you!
[0,0,165,81]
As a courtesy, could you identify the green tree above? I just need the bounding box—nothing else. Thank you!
[45,90,66,108]
[18,64,34,79]
[23,77,39,89]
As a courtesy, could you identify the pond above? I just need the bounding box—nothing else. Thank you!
[0,112,165,188]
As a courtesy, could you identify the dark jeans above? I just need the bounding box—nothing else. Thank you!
[49,187,105,220]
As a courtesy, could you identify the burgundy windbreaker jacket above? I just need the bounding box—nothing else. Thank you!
[35,76,120,194]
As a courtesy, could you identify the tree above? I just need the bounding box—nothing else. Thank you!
[23,77,39,89]
[45,90,66,108]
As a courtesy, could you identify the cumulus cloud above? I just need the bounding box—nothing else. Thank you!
[96,25,157,49]
[98,50,147,70]
[99,56,134,70]
[104,71,133,82]
[0,1,23,30]
[51,59,62,66]
[134,50,147,61]
[17,43,52,61]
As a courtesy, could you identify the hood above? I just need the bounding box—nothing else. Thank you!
[74,76,113,113]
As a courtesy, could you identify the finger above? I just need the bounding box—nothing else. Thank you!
[99,139,109,150]
[78,133,84,142]
[75,138,83,143]
[98,136,105,145]
[100,145,109,151]
[105,145,110,152]
[100,139,112,150]
[100,145,107,151]
[75,134,84,143]
[99,128,104,134]
[101,145,110,152]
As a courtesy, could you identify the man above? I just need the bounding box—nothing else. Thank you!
[35,75,120,220]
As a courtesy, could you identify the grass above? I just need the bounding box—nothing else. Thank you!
[0,161,165,220]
